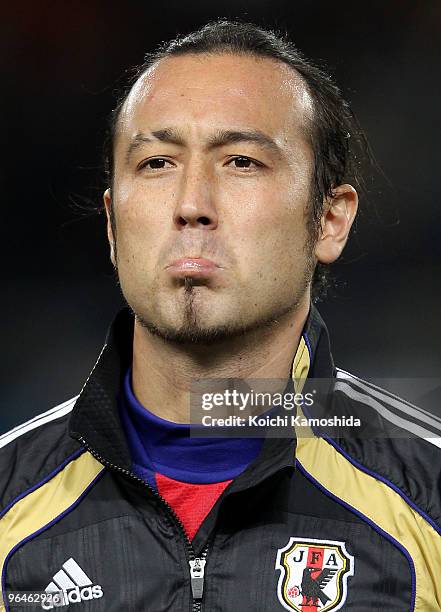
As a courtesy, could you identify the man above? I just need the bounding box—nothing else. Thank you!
[1,20,440,612]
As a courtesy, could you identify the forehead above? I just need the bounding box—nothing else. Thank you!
[116,53,313,147]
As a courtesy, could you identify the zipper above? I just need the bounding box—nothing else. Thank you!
[75,436,209,612]
[189,550,208,612]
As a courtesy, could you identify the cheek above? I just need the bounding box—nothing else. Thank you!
[113,181,169,255]
[226,190,310,290]
[231,179,309,247]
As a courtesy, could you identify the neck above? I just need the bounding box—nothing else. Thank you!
[131,295,311,423]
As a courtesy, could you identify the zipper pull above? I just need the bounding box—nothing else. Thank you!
[189,557,206,599]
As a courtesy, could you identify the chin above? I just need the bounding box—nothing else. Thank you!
[135,309,244,345]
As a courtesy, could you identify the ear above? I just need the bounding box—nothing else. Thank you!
[314,184,358,264]
[103,188,116,267]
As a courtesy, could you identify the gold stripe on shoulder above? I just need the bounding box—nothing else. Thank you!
[296,432,441,611]
[291,336,310,393]
[0,451,104,610]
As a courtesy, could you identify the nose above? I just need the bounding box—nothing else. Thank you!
[173,159,218,230]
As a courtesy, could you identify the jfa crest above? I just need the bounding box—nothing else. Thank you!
[275,538,354,611]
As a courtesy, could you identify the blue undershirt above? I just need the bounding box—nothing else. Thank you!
[118,368,265,489]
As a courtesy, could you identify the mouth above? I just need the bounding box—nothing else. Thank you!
[165,257,223,279]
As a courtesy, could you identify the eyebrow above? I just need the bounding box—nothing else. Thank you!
[125,127,283,162]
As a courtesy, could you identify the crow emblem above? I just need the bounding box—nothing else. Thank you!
[301,567,337,606]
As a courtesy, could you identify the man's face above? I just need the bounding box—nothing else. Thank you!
[108,53,316,343]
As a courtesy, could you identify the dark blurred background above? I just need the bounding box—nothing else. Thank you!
[1,0,440,434]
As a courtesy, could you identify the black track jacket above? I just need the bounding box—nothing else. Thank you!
[1,306,440,612]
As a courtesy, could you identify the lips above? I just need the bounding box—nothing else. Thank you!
[166,257,222,277]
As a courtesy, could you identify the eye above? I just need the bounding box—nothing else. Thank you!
[227,156,262,170]
[138,158,174,171]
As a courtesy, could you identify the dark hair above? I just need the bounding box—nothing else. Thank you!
[104,19,369,302]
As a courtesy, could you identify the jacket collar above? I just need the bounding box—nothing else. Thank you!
[68,304,335,479]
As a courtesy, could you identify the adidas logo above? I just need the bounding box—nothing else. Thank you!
[41,557,103,609]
